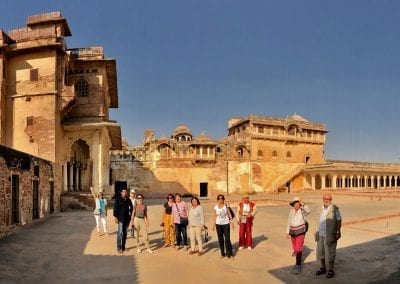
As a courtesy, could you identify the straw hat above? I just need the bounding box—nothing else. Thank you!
[289,197,301,206]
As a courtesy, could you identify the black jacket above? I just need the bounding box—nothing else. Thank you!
[113,197,133,223]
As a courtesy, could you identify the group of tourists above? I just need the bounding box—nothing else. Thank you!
[160,192,257,258]
[91,186,342,279]
[286,192,342,279]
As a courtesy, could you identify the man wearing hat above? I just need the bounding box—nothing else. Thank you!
[236,194,257,251]
[129,188,137,237]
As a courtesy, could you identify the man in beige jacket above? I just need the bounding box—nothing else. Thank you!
[315,193,342,279]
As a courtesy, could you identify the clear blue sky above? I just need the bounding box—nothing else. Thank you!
[2,1,400,163]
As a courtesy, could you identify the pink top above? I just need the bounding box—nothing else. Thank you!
[172,201,188,224]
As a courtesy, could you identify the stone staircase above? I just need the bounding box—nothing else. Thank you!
[61,191,95,211]
[270,164,306,192]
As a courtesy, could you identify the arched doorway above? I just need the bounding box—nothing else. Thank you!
[67,139,90,192]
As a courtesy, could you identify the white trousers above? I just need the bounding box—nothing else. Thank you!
[189,226,203,252]
[94,214,107,233]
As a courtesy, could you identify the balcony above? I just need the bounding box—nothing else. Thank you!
[68,47,104,59]
[8,26,56,41]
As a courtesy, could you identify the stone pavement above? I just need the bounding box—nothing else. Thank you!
[0,192,399,283]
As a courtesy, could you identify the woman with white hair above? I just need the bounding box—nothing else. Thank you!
[90,186,109,237]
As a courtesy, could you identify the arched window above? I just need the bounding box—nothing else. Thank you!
[257,149,263,157]
[75,79,89,97]
[272,150,277,158]
[286,151,291,158]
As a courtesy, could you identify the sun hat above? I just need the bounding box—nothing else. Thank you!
[289,197,301,207]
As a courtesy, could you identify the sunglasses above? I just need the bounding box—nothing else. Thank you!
[217,197,225,200]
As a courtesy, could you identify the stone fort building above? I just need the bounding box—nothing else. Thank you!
[0,12,121,235]
[110,114,400,197]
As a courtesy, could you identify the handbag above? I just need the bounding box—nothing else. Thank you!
[93,209,100,215]
[203,226,209,243]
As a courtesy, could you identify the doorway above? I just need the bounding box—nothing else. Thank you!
[200,182,208,197]
[11,175,19,225]
[32,180,39,219]
[49,181,54,214]
[114,181,128,198]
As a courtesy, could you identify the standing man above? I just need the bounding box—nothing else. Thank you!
[113,188,133,254]
[315,193,342,279]
[129,188,137,238]
[236,194,257,251]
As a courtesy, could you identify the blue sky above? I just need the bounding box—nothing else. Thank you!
[2,1,400,162]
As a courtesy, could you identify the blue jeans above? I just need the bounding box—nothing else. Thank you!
[117,222,128,251]
[175,223,188,246]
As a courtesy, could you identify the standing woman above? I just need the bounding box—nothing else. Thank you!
[132,194,153,254]
[188,197,205,256]
[213,194,234,258]
[161,194,176,247]
[286,197,311,274]
[90,186,109,237]
[172,193,189,250]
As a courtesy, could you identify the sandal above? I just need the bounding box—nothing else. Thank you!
[315,268,327,275]
[327,270,334,278]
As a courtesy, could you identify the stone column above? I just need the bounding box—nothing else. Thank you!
[63,163,68,192]
[311,175,316,190]
[69,162,74,191]
[332,175,337,189]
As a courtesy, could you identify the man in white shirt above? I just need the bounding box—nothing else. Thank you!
[315,193,342,279]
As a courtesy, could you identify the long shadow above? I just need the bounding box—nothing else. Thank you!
[269,234,400,283]
[0,212,139,283]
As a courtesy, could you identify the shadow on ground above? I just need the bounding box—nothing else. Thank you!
[0,212,138,283]
[269,234,400,284]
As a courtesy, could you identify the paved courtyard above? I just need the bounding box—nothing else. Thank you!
[0,191,399,283]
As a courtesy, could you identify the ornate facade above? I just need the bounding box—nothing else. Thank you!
[111,114,400,196]
[0,11,121,223]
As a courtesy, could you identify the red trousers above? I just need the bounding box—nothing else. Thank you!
[291,234,305,254]
[239,217,253,247]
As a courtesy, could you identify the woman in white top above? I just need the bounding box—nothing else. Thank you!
[213,194,234,258]
[188,197,205,256]
[90,186,109,237]
[286,197,311,274]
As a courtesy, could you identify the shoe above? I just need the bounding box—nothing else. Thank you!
[176,246,181,251]
[221,254,226,258]
[189,250,197,255]
[137,248,142,253]
[198,251,203,256]
[316,268,327,275]
[238,246,244,251]
[327,270,334,278]
[117,250,123,254]
[295,265,302,274]
[98,232,101,237]
[146,249,154,254]
[247,247,252,250]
